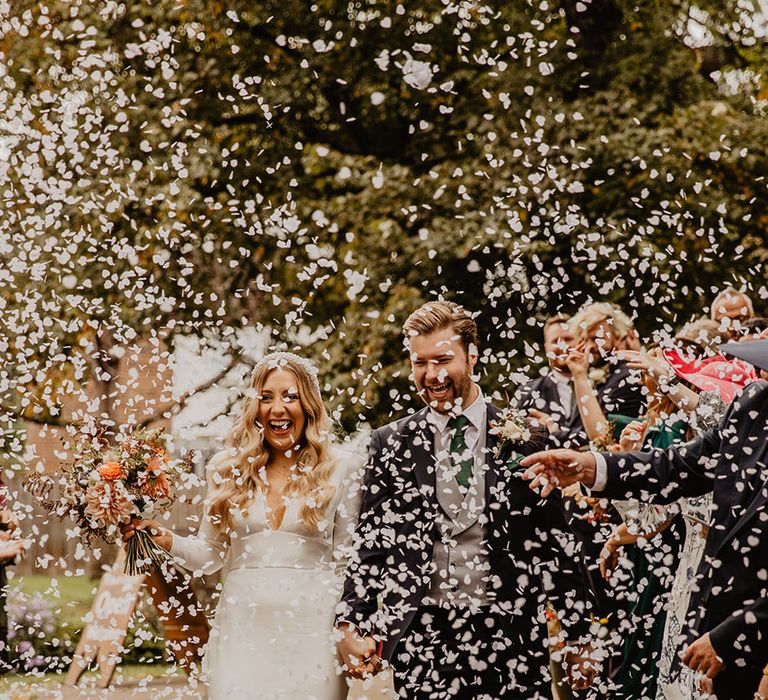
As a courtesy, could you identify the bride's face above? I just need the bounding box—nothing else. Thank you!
[256,369,307,453]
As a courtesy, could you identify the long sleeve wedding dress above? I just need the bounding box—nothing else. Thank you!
[169,448,362,700]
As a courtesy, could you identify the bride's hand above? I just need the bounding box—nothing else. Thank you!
[121,518,172,552]
[336,624,382,679]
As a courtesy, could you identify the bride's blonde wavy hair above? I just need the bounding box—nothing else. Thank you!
[207,354,337,535]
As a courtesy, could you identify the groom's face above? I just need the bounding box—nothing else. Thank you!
[409,326,477,414]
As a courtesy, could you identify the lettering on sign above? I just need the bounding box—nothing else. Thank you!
[66,550,210,689]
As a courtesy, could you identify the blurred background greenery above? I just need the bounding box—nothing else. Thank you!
[0,0,766,431]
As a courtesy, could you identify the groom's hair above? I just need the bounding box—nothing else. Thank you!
[403,301,479,356]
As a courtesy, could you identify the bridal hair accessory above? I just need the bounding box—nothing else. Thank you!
[252,351,321,393]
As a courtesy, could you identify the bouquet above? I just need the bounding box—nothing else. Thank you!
[25,427,192,575]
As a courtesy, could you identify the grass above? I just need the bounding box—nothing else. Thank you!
[8,572,95,630]
[0,573,180,690]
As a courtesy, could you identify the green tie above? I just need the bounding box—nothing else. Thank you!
[448,414,474,491]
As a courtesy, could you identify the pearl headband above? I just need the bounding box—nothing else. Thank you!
[251,351,321,394]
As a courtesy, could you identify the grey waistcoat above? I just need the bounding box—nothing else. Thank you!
[422,427,493,607]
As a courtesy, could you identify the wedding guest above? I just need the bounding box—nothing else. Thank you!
[337,301,597,700]
[568,302,645,429]
[517,304,645,449]
[564,345,688,699]
[514,304,644,672]
[600,349,755,700]
[514,313,579,444]
[710,287,754,338]
[122,353,362,700]
[520,339,768,700]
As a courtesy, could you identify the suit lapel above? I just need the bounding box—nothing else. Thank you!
[484,404,503,498]
[402,407,437,493]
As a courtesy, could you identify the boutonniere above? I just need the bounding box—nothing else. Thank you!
[489,407,532,460]
[588,365,609,386]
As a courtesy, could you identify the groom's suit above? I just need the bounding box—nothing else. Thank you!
[338,397,592,699]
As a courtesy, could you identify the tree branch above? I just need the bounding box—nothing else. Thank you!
[137,355,243,429]
[0,405,78,428]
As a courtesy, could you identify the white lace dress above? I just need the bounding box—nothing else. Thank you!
[612,391,728,700]
[169,449,362,700]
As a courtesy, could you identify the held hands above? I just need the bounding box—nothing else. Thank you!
[564,644,600,691]
[0,508,19,533]
[0,509,28,563]
[336,623,382,679]
[120,517,172,552]
[520,450,597,498]
[0,537,28,564]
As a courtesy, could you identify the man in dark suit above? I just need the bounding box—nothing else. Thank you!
[516,306,644,449]
[336,301,596,699]
[520,341,768,700]
[514,313,578,443]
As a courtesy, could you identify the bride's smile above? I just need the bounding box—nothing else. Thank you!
[257,369,307,451]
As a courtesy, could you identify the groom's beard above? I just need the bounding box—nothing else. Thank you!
[420,372,473,414]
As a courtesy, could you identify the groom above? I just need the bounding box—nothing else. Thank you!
[336,301,596,699]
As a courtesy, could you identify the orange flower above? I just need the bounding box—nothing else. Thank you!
[147,456,163,473]
[138,470,171,500]
[84,480,133,528]
[151,446,170,464]
[98,461,123,481]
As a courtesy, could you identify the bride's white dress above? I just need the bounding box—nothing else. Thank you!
[169,449,362,700]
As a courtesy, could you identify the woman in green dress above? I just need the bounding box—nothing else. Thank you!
[564,345,691,699]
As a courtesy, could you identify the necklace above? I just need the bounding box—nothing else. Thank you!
[268,462,294,475]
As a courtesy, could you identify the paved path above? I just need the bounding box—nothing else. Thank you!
[1,672,394,699]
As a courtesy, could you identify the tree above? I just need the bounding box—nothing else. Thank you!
[0,0,766,441]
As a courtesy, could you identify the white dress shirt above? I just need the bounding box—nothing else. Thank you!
[549,368,574,415]
[591,452,608,491]
[427,386,487,483]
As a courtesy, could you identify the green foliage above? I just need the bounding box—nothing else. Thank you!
[7,575,166,671]
[0,0,766,431]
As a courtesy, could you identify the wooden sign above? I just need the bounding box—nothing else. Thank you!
[143,558,210,673]
[66,550,210,688]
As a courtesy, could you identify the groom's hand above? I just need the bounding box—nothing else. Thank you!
[336,623,382,679]
[520,450,597,497]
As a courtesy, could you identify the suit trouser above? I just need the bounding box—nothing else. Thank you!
[392,605,553,700]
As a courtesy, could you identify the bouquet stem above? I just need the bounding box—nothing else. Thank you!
[124,528,167,576]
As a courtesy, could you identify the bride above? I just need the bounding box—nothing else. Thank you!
[122,352,362,700]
